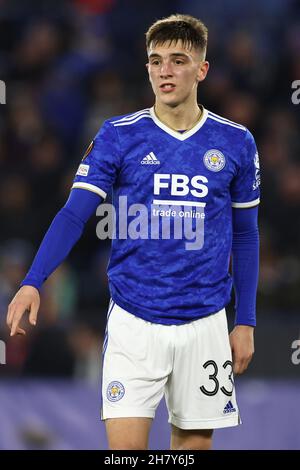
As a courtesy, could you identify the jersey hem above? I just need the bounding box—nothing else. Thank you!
[110,289,229,325]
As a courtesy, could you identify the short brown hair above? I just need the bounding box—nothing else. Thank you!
[146,14,208,59]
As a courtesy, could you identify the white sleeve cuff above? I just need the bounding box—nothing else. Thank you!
[232,198,260,208]
[71,182,107,199]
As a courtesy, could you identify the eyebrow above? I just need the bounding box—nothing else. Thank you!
[148,52,190,59]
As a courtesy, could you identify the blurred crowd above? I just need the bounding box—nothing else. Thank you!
[0,0,299,379]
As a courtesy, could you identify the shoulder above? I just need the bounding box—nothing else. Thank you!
[94,108,151,140]
[93,108,152,151]
[205,109,250,140]
[106,108,152,128]
[205,110,257,165]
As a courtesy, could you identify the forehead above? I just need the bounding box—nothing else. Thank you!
[148,39,199,59]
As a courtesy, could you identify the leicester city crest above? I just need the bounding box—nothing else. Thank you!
[107,381,125,402]
[203,149,226,172]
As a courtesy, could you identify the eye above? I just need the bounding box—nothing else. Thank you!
[175,59,184,65]
[150,60,160,66]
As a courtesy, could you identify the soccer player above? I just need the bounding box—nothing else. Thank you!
[6,14,260,450]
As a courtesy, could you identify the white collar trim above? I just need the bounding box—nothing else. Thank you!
[149,106,208,141]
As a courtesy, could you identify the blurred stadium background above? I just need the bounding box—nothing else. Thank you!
[0,0,299,450]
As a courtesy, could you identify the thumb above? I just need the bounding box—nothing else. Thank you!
[29,301,39,326]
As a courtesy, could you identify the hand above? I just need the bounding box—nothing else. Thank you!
[229,325,254,375]
[6,285,40,336]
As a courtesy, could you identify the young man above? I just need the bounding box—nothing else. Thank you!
[7,14,260,450]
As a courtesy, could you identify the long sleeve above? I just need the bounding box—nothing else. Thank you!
[232,206,259,326]
[21,189,102,290]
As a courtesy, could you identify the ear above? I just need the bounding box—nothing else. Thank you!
[196,61,209,83]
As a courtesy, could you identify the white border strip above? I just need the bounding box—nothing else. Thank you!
[112,109,150,124]
[149,106,208,141]
[72,182,107,199]
[153,199,206,207]
[232,198,260,208]
[208,114,247,131]
[113,114,152,127]
[208,111,246,129]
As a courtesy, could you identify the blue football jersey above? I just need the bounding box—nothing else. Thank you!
[73,107,260,325]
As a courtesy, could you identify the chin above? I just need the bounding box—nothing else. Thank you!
[158,95,181,108]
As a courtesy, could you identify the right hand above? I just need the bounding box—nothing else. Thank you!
[6,285,40,337]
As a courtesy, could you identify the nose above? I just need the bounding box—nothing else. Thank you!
[159,60,173,78]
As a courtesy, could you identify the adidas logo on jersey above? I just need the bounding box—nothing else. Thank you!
[141,152,160,165]
[223,400,236,414]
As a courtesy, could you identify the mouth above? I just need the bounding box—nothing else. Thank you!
[159,83,176,93]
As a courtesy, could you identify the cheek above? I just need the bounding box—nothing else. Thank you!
[148,71,158,86]
[186,70,199,83]
[177,69,197,84]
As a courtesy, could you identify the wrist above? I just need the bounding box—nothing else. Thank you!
[233,324,254,335]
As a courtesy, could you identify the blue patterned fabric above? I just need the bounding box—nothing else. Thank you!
[72,107,260,325]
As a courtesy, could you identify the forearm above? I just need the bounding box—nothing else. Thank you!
[21,189,102,290]
[232,207,259,326]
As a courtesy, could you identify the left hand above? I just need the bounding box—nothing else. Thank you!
[229,325,254,375]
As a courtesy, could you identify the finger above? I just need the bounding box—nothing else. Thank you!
[235,357,250,375]
[29,301,39,326]
[243,356,253,372]
[236,364,245,375]
[7,304,20,329]
[10,308,27,336]
[6,304,15,328]
[16,327,26,336]
[233,359,243,375]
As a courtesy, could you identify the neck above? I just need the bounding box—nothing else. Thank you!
[154,100,202,132]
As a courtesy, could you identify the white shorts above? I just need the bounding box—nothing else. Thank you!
[101,301,241,430]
